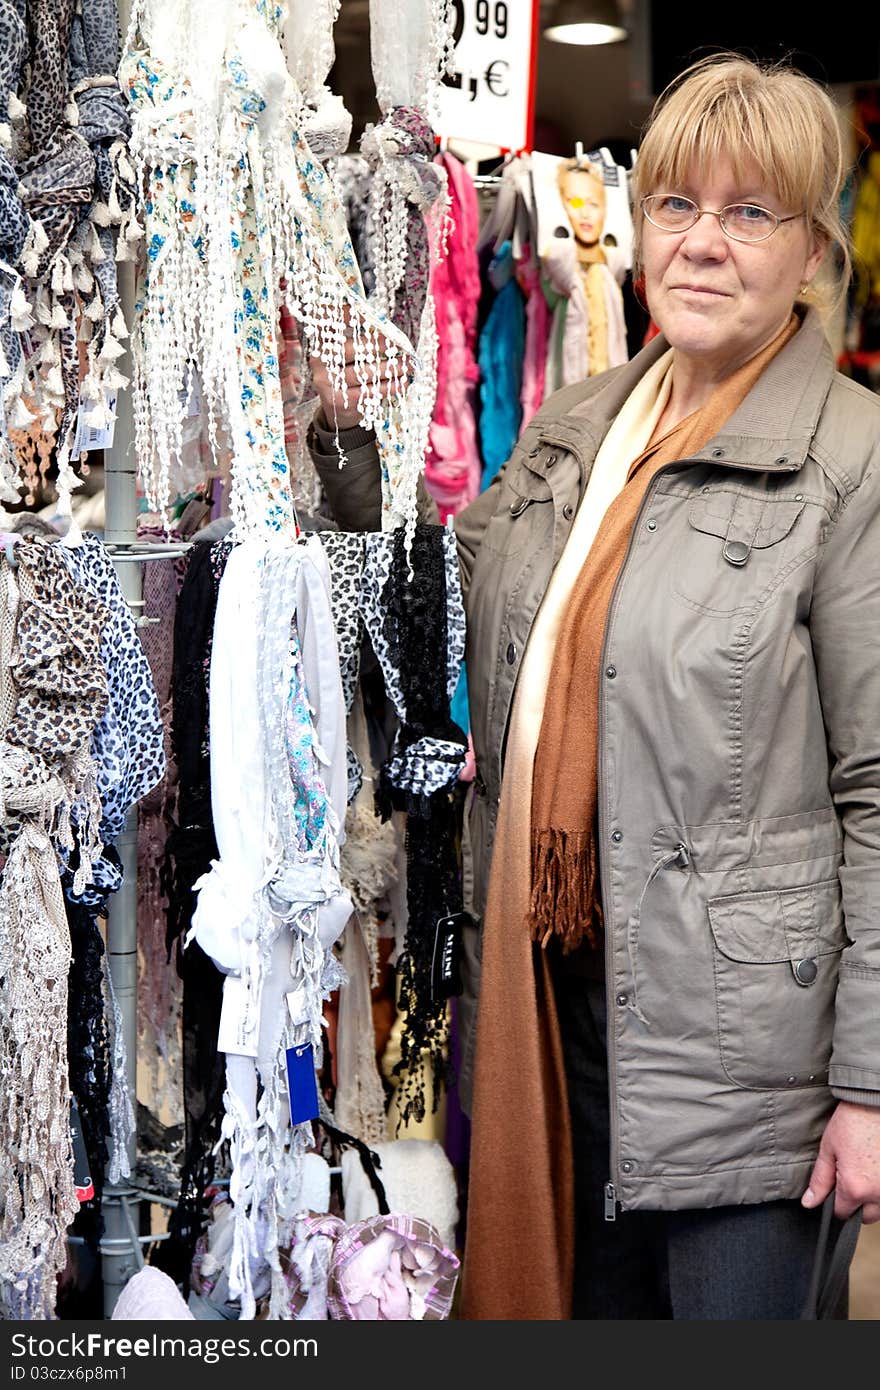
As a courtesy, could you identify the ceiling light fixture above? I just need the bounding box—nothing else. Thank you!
[543,0,628,46]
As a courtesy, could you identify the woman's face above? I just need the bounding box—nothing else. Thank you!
[642,156,825,376]
[560,168,606,246]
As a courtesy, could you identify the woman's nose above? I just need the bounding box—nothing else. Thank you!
[680,209,729,257]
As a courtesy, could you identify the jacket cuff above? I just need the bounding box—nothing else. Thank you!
[830,1086,880,1107]
[311,411,376,455]
[306,417,383,532]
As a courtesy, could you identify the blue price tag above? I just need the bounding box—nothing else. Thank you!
[285,1042,319,1126]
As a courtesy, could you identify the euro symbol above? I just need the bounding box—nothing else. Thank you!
[484,60,509,98]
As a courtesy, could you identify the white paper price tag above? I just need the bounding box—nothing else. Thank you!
[217,975,259,1057]
[436,0,538,153]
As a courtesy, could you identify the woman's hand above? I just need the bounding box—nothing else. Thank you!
[308,309,405,432]
[802,1100,880,1222]
[309,325,366,431]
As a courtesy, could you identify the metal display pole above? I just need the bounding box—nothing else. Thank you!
[99,233,143,1318]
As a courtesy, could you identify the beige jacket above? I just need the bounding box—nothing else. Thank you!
[311,306,880,1211]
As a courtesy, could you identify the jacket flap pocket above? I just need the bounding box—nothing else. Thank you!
[507,461,553,504]
[708,879,844,964]
[688,491,804,549]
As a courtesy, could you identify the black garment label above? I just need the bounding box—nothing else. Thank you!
[70,1097,94,1202]
[431,913,469,1002]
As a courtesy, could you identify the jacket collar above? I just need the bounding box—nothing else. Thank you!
[536,305,835,476]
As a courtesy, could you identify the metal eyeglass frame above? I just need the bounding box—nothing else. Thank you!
[640,195,804,244]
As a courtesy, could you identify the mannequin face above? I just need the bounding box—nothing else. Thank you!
[560,167,607,247]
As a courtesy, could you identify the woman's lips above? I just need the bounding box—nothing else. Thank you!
[673,285,729,296]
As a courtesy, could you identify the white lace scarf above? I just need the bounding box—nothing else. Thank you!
[122,0,428,550]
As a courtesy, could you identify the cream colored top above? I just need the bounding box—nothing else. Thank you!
[511,348,675,763]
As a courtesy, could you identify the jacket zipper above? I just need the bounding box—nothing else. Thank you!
[597,461,684,1223]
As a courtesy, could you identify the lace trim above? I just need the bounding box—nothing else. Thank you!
[358,526,467,1124]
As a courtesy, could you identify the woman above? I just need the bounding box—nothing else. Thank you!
[309,55,880,1319]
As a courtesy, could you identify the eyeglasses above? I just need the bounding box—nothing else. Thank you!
[641,194,804,244]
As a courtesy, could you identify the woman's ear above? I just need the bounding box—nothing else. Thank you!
[805,229,828,283]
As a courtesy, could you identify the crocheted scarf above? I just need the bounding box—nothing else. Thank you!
[359,525,467,1123]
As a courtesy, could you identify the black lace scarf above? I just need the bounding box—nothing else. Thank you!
[374,527,467,1126]
[153,539,232,1285]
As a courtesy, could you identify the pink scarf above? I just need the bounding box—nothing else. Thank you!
[426,152,482,520]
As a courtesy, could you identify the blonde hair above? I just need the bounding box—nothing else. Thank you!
[631,53,852,311]
[558,159,605,194]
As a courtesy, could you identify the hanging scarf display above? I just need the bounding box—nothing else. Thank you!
[359,2,454,545]
[5,0,138,514]
[188,535,350,1319]
[282,0,350,162]
[121,0,427,546]
[155,536,232,1289]
[0,2,31,504]
[425,150,480,521]
[136,545,185,1103]
[0,536,108,1321]
[358,525,467,1124]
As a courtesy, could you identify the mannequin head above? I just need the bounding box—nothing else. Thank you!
[558,161,607,249]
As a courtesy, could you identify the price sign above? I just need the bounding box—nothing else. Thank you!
[435,0,539,153]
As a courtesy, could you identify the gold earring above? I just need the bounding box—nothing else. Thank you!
[800,283,810,295]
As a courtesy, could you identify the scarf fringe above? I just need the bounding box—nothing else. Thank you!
[527,828,601,952]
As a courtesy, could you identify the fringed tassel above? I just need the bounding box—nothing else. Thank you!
[83,294,104,323]
[7,396,35,429]
[9,285,33,332]
[527,827,601,952]
[73,262,94,294]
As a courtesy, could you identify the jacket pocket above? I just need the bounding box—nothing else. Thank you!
[672,489,806,615]
[708,877,845,1089]
[479,462,555,557]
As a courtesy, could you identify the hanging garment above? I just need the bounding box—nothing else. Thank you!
[155,535,233,1289]
[8,0,138,512]
[61,532,166,850]
[519,249,551,430]
[340,1139,459,1251]
[0,536,108,1321]
[137,543,186,1103]
[121,0,424,544]
[0,1,31,503]
[358,525,467,1125]
[66,896,112,1204]
[426,151,481,521]
[189,535,350,1319]
[477,241,525,490]
[112,1266,195,1321]
[282,0,351,162]
[288,1211,459,1320]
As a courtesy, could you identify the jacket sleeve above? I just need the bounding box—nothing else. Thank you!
[810,455,880,1103]
[308,417,439,532]
[307,414,511,600]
